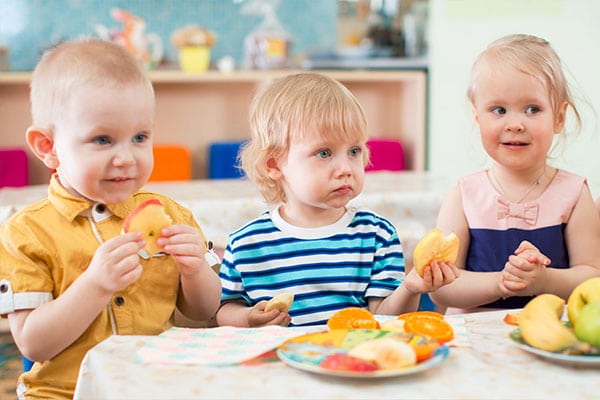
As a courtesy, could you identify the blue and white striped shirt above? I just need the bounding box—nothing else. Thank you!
[219,206,405,326]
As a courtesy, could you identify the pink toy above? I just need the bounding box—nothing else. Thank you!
[0,148,28,188]
[365,138,405,172]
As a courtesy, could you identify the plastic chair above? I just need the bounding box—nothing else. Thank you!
[22,356,34,372]
[0,148,28,188]
[208,140,246,179]
[149,145,192,182]
[365,138,405,172]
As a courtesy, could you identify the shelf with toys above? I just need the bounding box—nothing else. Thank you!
[0,68,426,184]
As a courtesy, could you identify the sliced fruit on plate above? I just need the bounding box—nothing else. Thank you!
[397,311,444,321]
[403,314,454,343]
[327,307,380,330]
[503,312,520,326]
[319,353,378,372]
[349,337,417,370]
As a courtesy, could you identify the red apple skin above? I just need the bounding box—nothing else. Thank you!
[123,199,163,233]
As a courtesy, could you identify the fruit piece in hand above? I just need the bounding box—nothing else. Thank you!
[264,292,294,312]
[123,199,172,256]
[567,277,600,325]
[573,302,600,349]
[412,229,459,277]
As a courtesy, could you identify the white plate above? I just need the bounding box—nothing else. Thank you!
[509,329,600,367]
[277,329,449,378]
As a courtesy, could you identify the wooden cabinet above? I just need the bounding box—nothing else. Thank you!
[0,70,426,184]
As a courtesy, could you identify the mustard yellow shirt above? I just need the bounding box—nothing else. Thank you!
[0,175,200,399]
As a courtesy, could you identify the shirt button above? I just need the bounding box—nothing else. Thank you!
[95,204,106,213]
[114,296,125,306]
[0,283,7,293]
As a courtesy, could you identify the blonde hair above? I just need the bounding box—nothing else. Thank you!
[241,72,369,204]
[30,38,154,130]
[467,34,581,135]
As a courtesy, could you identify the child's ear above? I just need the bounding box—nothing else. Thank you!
[26,126,59,170]
[266,157,282,180]
[470,103,480,126]
[554,101,568,133]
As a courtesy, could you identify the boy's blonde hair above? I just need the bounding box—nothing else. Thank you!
[467,34,581,133]
[30,38,154,130]
[241,72,369,204]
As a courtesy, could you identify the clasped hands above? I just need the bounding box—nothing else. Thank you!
[499,240,550,298]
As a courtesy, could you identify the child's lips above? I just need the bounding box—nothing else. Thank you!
[335,185,353,194]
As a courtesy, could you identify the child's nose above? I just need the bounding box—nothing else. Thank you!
[506,114,525,133]
[113,146,136,165]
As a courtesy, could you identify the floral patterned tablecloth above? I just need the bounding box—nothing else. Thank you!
[73,309,600,400]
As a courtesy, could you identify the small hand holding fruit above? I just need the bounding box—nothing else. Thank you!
[123,199,172,257]
[412,229,459,277]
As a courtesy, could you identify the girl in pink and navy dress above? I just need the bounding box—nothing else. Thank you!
[429,34,600,313]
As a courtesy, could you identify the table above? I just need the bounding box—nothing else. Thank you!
[73,309,600,399]
[0,171,451,257]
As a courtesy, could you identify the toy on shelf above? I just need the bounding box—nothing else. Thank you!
[95,8,163,70]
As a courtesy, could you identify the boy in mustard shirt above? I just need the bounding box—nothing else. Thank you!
[0,39,221,399]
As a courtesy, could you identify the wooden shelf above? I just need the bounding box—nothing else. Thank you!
[0,69,427,184]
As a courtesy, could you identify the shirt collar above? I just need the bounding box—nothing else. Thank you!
[47,174,139,222]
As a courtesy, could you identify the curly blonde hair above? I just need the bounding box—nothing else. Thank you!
[240,72,369,204]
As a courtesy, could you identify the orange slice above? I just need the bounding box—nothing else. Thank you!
[503,312,520,326]
[397,311,444,321]
[327,307,380,330]
[403,315,454,343]
[413,229,459,277]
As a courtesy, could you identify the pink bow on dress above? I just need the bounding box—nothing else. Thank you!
[496,199,539,225]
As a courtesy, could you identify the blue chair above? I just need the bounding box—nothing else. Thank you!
[23,355,34,372]
[418,294,437,311]
[208,140,246,179]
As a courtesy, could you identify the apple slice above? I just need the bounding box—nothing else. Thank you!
[123,199,172,256]
[413,229,459,277]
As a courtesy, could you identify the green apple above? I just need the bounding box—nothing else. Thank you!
[567,277,600,324]
[573,302,600,348]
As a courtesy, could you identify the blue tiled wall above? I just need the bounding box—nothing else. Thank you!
[0,0,337,71]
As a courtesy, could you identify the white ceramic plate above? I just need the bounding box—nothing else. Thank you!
[509,328,600,367]
[277,329,449,378]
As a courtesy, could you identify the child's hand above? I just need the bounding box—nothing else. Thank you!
[247,301,292,327]
[157,224,209,276]
[500,241,551,296]
[405,260,460,293]
[86,232,145,294]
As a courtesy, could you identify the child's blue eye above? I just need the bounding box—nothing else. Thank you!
[525,106,540,114]
[348,146,362,157]
[492,107,506,115]
[316,149,331,159]
[93,136,111,145]
[133,133,149,143]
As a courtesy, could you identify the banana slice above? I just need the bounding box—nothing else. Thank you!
[348,338,416,370]
[264,292,294,312]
